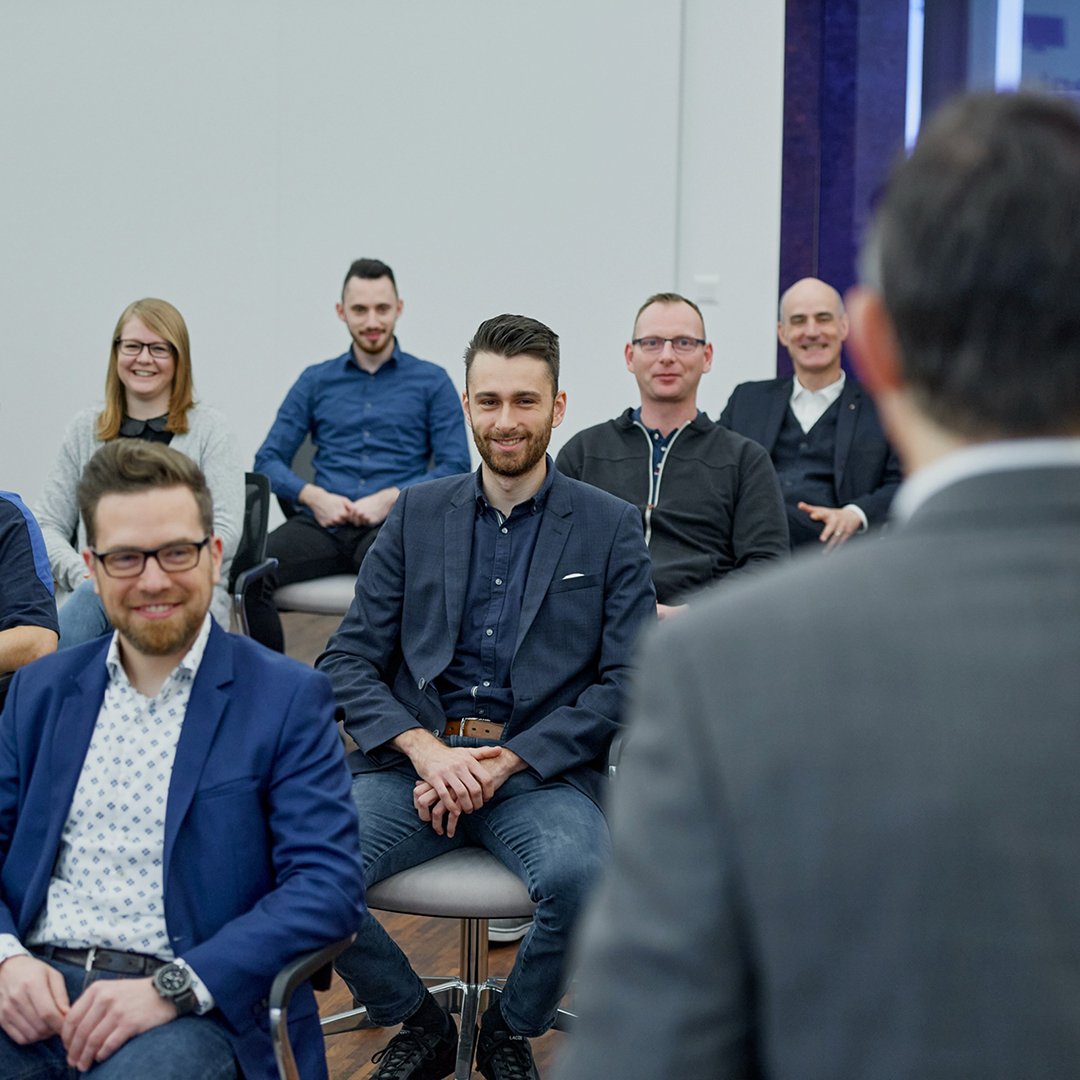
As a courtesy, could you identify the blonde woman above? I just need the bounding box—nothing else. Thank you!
[37,298,243,647]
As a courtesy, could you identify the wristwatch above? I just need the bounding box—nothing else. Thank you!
[152,960,198,1017]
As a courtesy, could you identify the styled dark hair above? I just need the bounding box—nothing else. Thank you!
[633,292,707,338]
[865,90,1080,439]
[78,440,213,547]
[464,314,560,392]
[342,258,397,296]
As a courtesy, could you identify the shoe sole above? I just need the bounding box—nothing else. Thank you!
[487,923,531,943]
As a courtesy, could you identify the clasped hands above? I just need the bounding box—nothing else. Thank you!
[299,484,400,528]
[407,738,524,838]
[0,954,176,1070]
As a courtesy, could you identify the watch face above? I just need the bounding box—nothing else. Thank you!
[155,964,192,995]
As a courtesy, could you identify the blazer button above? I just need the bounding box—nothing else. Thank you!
[417,678,426,690]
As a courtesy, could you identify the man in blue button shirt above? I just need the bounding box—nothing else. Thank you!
[318,313,656,1080]
[250,259,472,650]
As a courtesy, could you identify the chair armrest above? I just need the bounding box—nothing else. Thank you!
[607,733,623,781]
[270,934,354,1080]
[231,557,278,638]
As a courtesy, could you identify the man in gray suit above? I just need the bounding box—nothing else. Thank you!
[558,90,1080,1080]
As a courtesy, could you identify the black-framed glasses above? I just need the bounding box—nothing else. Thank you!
[631,336,706,355]
[91,537,211,578]
[116,339,174,360]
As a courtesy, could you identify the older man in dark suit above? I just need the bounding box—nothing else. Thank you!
[720,276,901,550]
[559,90,1080,1080]
[318,313,655,1080]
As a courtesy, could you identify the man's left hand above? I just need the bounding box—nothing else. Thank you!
[414,747,526,836]
[61,976,176,1071]
[349,487,400,526]
[797,502,862,552]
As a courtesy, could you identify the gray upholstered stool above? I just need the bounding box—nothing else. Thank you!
[320,847,574,1079]
[273,574,356,616]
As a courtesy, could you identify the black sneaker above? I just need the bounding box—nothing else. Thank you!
[475,1027,540,1080]
[368,1013,458,1080]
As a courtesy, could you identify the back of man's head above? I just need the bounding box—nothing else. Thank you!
[78,440,213,547]
[867,91,1080,440]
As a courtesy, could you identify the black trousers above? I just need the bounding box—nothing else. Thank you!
[245,515,382,651]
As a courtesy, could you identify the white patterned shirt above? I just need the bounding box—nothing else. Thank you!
[0,616,215,1011]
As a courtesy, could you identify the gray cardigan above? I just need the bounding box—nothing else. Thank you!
[36,403,244,626]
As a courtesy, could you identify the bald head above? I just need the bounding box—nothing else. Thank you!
[778,278,845,322]
[777,277,849,387]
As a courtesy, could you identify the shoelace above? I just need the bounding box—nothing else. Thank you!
[370,1026,438,1078]
[478,1031,535,1080]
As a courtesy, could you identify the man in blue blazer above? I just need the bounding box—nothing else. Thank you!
[318,313,656,1080]
[0,441,364,1080]
[719,277,901,550]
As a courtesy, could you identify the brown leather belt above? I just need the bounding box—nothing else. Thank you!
[443,718,505,740]
[35,944,166,976]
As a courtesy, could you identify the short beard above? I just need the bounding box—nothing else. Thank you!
[472,421,551,478]
[113,606,204,658]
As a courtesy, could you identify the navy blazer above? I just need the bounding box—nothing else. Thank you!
[317,467,656,805]
[0,623,365,1080]
[719,376,902,525]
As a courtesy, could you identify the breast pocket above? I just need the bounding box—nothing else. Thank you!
[547,572,602,595]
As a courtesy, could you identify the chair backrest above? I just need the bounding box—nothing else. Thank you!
[278,436,317,520]
[229,472,272,593]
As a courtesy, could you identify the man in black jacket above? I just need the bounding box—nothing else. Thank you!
[557,292,788,618]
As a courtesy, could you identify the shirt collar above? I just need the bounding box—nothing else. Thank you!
[118,414,170,437]
[105,613,214,690]
[630,407,701,437]
[892,437,1080,522]
[344,338,401,373]
[473,455,556,516]
[790,369,845,404]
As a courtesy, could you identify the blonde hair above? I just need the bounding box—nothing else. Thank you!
[96,298,194,441]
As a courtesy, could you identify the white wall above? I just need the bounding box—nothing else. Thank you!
[0,0,785,511]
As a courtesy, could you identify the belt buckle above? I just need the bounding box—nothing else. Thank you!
[84,946,97,974]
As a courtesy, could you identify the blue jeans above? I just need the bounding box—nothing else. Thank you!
[57,582,111,651]
[335,767,609,1037]
[0,959,237,1079]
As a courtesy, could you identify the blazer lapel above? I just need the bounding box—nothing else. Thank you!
[163,624,233,873]
[762,380,792,451]
[834,379,861,494]
[444,489,476,644]
[514,480,572,653]
[30,652,111,909]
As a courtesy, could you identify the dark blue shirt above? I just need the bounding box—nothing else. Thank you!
[437,461,556,723]
[254,341,472,511]
[0,492,59,635]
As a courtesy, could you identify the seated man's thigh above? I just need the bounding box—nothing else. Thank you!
[266,516,355,586]
[469,775,610,909]
[0,1028,66,1079]
[87,1014,236,1079]
[351,768,465,885]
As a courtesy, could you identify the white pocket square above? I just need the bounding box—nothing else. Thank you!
[561,572,585,580]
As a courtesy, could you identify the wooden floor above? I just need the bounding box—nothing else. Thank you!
[281,613,569,1079]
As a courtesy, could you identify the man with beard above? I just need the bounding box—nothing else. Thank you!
[250,258,472,650]
[317,313,656,1080]
[0,440,364,1079]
